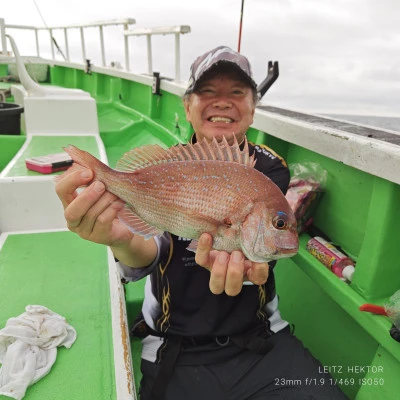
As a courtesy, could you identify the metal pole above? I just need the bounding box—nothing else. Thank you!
[0,19,7,55]
[80,27,86,64]
[99,25,106,66]
[124,23,130,71]
[146,35,152,75]
[35,29,40,57]
[238,0,245,52]
[49,28,55,59]
[64,28,69,61]
[175,33,180,81]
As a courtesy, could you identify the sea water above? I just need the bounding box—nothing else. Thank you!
[325,114,400,133]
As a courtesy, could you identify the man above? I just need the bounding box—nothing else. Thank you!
[56,46,347,399]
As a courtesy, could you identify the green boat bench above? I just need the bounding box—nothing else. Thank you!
[0,230,140,399]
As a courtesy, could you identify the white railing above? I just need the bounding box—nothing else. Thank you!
[0,18,135,67]
[124,25,191,80]
[0,18,191,81]
[0,18,7,57]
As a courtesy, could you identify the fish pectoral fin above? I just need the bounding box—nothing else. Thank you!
[186,239,199,253]
[117,205,164,239]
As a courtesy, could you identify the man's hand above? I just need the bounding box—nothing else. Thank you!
[56,165,157,268]
[55,165,158,267]
[195,233,270,296]
[55,165,133,246]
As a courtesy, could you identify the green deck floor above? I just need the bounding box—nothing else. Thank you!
[4,135,100,177]
[0,231,116,400]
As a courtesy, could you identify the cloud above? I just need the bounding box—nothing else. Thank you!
[2,0,399,115]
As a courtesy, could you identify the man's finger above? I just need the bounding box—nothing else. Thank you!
[95,200,125,227]
[64,180,105,229]
[209,251,229,295]
[224,251,245,296]
[74,189,120,236]
[195,233,213,270]
[55,167,93,209]
[247,262,270,285]
[89,200,126,243]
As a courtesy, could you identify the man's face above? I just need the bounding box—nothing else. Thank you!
[184,70,256,145]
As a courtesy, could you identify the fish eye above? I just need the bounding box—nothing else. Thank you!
[272,213,288,230]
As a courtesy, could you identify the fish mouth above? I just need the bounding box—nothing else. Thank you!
[277,247,298,255]
[266,246,298,261]
[274,232,299,252]
[207,116,234,123]
[273,243,299,257]
[271,238,299,258]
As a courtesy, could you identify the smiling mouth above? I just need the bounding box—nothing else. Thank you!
[208,116,234,123]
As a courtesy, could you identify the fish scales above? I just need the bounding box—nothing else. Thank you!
[63,136,299,262]
[134,163,260,220]
[112,161,257,240]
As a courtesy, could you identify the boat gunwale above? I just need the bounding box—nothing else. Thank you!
[253,106,400,186]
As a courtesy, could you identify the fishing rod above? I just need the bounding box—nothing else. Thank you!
[33,0,67,61]
[237,0,245,52]
[236,0,279,98]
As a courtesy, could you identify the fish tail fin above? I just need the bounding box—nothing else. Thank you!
[63,145,110,177]
[53,162,87,184]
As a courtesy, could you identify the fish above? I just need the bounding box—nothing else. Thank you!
[63,136,298,263]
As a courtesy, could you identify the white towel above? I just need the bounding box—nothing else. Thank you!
[0,305,76,400]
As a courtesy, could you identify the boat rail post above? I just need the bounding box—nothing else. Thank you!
[174,25,190,81]
[174,32,180,81]
[146,34,153,75]
[63,28,70,61]
[80,26,86,65]
[35,28,40,57]
[49,28,55,60]
[124,23,130,71]
[0,19,6,55]
[99,25,106,67]
[123,25,190,79]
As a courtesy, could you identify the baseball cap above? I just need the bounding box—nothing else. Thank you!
[185,46,257,94]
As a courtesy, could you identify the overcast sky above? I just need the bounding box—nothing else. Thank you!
[2,0,400,116]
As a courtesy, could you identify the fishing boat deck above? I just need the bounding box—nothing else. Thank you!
[0,230,132,400]
[2,135,100,177]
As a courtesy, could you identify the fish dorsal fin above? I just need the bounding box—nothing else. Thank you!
[116,144,170,172]
[115,135,256,172]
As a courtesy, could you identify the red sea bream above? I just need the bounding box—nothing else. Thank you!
[63,137,298,262]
